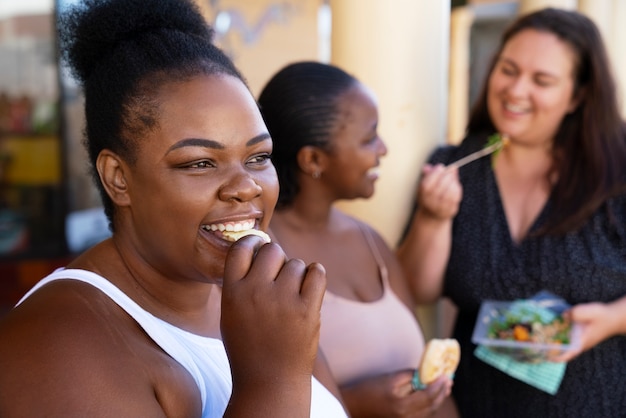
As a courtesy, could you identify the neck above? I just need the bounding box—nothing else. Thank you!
[74,238,218,337]
[274,192,336,231]
[498,141,554,179]
[273,205,334,233]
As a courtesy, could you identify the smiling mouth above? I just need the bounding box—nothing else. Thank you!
[504,102,530,114]
[202,219,266,242]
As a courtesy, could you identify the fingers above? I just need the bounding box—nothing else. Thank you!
[550,302,614,363]
[220,238,327,390]
[418,164,463,220]
[225,237,325,303]
[298,262,327,313]
[223,235,273,286]
[421,164,460,197]
[423,375,453,412]
[550,347,581,363]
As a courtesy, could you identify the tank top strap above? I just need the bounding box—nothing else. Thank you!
[355,220,389,287]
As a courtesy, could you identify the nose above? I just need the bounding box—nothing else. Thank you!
[506,75,530,98]
[377,136,388,157]
[218,172,262,202]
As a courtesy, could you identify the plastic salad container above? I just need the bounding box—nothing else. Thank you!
[471,296,581,363]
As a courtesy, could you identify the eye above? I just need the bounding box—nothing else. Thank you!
[247,153,272,166]
[534,76,554,87]
[500,64,516,76]
[364,132,379,145]
[184,160,216,169]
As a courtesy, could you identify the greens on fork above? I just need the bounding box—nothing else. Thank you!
[447,133,510,170]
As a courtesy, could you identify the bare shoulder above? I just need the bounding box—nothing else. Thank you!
[351,217,394,255]
[0,280,200,417]
[353,218,416,307]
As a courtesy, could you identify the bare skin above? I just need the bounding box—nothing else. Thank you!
[269,82,455,418]
[0,74,327,417]
[203,284,346,406]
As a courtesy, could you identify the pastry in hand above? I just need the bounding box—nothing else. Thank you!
[418,338,461,385]
[222,229,271,243]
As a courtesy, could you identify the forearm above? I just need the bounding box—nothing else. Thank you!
[397,210,453,304]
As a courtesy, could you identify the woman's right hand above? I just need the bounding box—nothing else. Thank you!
[417,164,463,221]
[341,370,453,418]
[221,235,327,416]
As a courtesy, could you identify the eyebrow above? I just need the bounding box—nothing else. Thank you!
[167,133,271,152]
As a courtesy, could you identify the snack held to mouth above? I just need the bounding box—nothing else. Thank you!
[418,338,461,385]
[223,229,271,243]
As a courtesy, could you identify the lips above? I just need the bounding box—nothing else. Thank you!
[366,166,380,179]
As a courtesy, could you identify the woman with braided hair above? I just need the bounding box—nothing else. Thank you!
[259,61,456,418]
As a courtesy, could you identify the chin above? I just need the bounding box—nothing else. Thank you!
[360,189,375,199]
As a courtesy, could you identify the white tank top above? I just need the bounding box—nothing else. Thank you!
[18,268,347,418]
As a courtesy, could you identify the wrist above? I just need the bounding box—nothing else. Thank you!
[415,208,455,226]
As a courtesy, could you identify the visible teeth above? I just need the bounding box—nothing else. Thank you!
[505,103,528,113]
[203,220,255,233]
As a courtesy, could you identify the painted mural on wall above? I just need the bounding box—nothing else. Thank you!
[204,0,308,58]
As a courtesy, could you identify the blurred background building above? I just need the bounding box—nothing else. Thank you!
[1,0,624,337]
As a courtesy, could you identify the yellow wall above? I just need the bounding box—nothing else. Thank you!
[196,0,322,97]
[330,1,451,248]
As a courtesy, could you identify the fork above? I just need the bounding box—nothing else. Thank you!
[447,135,509,170]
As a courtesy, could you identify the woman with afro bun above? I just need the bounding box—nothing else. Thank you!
[0,1,348,417]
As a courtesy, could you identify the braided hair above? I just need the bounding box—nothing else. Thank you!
[258,61,358,208]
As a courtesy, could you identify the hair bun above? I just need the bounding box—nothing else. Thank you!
[59,0,214,83]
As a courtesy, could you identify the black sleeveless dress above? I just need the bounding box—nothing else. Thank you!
[424,134,626,418]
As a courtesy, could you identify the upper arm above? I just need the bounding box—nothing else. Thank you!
[0,282,198,418]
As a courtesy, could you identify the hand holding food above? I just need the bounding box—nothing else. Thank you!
[417,164,463,221]
[221,235,326,389]
[398,338,460,396]
[418,338,461,385]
